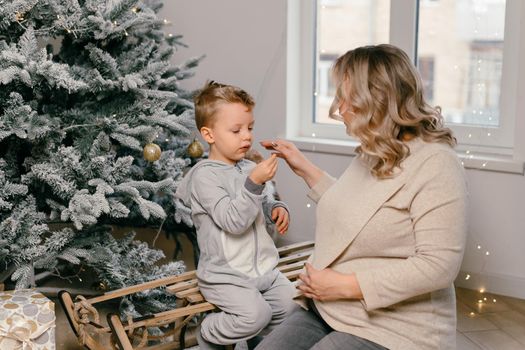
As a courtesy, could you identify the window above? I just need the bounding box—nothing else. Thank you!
[315,0,391,126]
[288,0,524,171]
[465,42,502,127]
[418,56,435,102]
[417,0,512,150]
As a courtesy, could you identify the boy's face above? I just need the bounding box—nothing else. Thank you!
[201,102,254,165]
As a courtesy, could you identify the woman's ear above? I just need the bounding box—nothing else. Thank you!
[200,127,214,144]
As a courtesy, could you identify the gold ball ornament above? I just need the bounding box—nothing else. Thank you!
[143,143,162,162]
[187,139,204,158]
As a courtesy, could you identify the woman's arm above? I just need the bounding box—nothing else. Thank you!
[260,140,324,188]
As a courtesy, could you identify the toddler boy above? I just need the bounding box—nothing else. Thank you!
[175,81,296,349]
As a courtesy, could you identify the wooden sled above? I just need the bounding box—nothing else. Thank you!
[59,240,314,350]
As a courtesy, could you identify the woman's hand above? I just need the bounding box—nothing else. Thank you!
[271,206,289,234]
[297,263,363,301]
[249,154,278,185]
[260,139,323,188]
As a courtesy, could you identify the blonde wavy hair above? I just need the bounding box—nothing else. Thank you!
[332,44,455,179]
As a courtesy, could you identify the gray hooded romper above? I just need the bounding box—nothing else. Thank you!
[175,159,296,346]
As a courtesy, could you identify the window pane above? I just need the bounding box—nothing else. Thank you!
[315,0,391,124]
[417,0,506,127]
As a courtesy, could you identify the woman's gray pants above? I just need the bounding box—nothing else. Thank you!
[254,302,389,350]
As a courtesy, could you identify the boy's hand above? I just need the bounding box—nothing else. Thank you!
[249,154,278,185]
[272,207,289,235]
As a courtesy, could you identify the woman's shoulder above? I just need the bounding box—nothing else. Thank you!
[405,138,465,182]
[408,138,457,162]
[403,139,462,177]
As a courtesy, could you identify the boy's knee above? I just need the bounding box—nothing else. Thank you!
[274,285,299,318]
[284,299,300,317]
[237,302,272,334]
[271,298,299,325]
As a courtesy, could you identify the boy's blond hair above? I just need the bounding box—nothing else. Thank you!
[193,81,255,130]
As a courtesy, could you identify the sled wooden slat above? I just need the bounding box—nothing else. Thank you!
[166,279,197,294]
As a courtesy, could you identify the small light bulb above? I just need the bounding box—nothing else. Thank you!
[493,299,497,303]
[311,133,316,137]
[479,288,485,293]
[306,204,311,208]
[485,251,490,256]
[469,312,475,317]
[478,299,483,304]
[465,274,471,280]
[477,245,481,250]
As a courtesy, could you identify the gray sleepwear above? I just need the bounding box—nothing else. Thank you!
[175,159,296,347]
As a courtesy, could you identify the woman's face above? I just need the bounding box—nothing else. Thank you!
[329,77,358,134]
[329,96,356,135]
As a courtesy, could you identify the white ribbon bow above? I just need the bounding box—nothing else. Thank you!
[0,318,55,350]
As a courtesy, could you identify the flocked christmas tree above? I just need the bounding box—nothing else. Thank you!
[0,0,203,316]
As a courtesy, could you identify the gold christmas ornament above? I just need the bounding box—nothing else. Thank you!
[15,12,25,21]
[187,139,204,158]
[143,143,162,162]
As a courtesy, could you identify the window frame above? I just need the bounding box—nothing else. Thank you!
[286,0,525,173]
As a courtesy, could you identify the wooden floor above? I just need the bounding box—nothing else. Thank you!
[55,287,525,349]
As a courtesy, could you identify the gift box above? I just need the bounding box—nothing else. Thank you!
[0,289,55,350]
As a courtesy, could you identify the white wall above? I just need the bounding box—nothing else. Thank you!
[162,0,525,299]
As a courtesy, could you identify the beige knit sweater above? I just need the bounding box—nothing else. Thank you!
[306,138,468,350]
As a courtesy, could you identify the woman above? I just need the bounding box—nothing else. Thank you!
[256,44,468,350]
